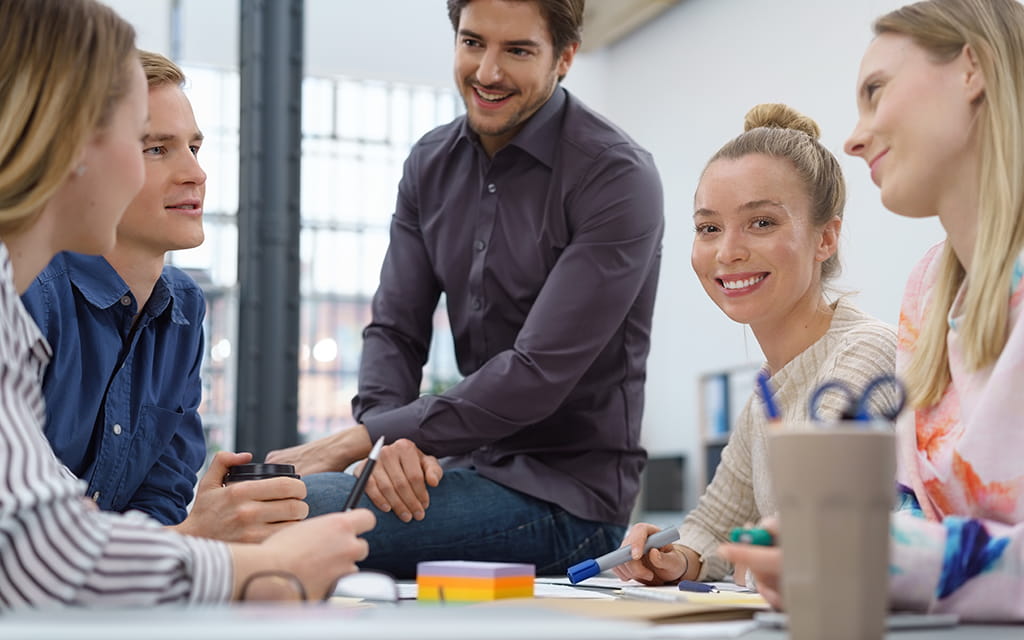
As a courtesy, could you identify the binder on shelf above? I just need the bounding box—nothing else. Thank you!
[727,369,757,432]
[697,363,761,491]
[701,372,730,438]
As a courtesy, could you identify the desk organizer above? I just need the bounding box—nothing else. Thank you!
[416,561,535,602]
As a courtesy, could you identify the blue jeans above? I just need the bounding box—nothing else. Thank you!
[303,468,625,579]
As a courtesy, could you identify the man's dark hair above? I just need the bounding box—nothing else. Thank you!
[446,0,585,54]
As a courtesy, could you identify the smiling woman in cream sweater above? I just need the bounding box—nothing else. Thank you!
[613,103,899,585]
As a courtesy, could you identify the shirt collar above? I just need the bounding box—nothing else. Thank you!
[64,253,188,325]
[452,86,568,167]
[1,243,52,365]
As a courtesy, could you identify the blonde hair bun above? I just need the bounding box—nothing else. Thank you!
[743,103,821,140]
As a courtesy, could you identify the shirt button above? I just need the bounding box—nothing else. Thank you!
[119,295,132,306]
[474,240,486,251]
[112,423,122,435]
[487,183,496,194]
[92,491,101,501]
[472,298,483,311]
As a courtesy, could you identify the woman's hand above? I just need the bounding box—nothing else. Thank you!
[230,508,376,601]
[610,522,690,585]
[719,518,783,608]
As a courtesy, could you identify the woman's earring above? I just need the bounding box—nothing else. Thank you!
[74,164,86,177]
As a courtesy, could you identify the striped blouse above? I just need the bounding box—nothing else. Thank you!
[0,242,231,608]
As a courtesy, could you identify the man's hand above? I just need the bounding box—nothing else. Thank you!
[357,438,442,523]
[171,451,308,543]
[266,426,373,476]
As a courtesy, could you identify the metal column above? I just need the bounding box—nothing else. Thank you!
[235,0,304,458]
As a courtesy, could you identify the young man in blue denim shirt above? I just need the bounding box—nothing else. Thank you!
[22,52,308,542]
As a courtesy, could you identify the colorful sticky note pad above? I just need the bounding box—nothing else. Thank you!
[416,561,535,602]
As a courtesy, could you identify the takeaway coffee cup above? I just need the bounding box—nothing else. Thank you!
[769,422,895,640]
[223,463,300,483]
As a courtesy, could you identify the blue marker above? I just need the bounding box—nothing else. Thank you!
[756,370,780,421]
[566,527,680,584]
[678,580,719,593]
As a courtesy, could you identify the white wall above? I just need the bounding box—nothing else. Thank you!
[104,0,946,511]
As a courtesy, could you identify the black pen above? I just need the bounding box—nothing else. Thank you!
[342,436,385,511]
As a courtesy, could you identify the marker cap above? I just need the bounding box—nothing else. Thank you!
[566,559,600,584]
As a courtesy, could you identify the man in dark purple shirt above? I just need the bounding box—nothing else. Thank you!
[268,0,663,577]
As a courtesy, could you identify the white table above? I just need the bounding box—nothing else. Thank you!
[1,603,1021,639]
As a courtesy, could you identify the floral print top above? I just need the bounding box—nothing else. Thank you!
[890,242,1024,621]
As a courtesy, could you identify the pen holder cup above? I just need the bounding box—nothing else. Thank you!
[224,463,300,483]
[769,423,895,640]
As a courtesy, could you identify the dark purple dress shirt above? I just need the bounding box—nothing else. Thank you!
[356,87,664,526]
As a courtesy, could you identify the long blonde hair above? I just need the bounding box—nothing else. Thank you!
[703,103,846,287]
[0,0,137,234]
[875,0,1024,407]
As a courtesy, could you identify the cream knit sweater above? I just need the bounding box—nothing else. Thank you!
[678,297,898,580]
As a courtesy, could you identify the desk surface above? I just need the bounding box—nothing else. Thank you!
[2,605,641,640]
[0,604,1021,640]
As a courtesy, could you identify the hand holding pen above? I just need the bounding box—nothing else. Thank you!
[342,436,385,511]
[356,437,444,522]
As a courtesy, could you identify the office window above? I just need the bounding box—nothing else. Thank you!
[169,65,463,452]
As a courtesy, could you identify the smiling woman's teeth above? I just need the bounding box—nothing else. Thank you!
[722,274,766,290]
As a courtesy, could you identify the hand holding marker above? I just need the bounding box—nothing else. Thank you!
[569,374,776,586]
[729,526,774,546]
[567,527,680,583]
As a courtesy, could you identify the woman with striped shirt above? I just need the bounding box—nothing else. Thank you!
[0,0,374,608]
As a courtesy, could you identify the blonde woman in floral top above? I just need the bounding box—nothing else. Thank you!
[724,0,1024,622]
[885,242,1024,619]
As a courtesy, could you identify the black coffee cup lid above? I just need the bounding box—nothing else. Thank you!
[224,463,300,481]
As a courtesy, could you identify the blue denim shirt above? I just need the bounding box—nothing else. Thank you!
[21,252,206,525]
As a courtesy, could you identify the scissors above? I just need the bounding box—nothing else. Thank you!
[808,374,906,422]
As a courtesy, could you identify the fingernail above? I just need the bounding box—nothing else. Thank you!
[380,504,391,512]
[400,512,411,522]
[414,510,425,520]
